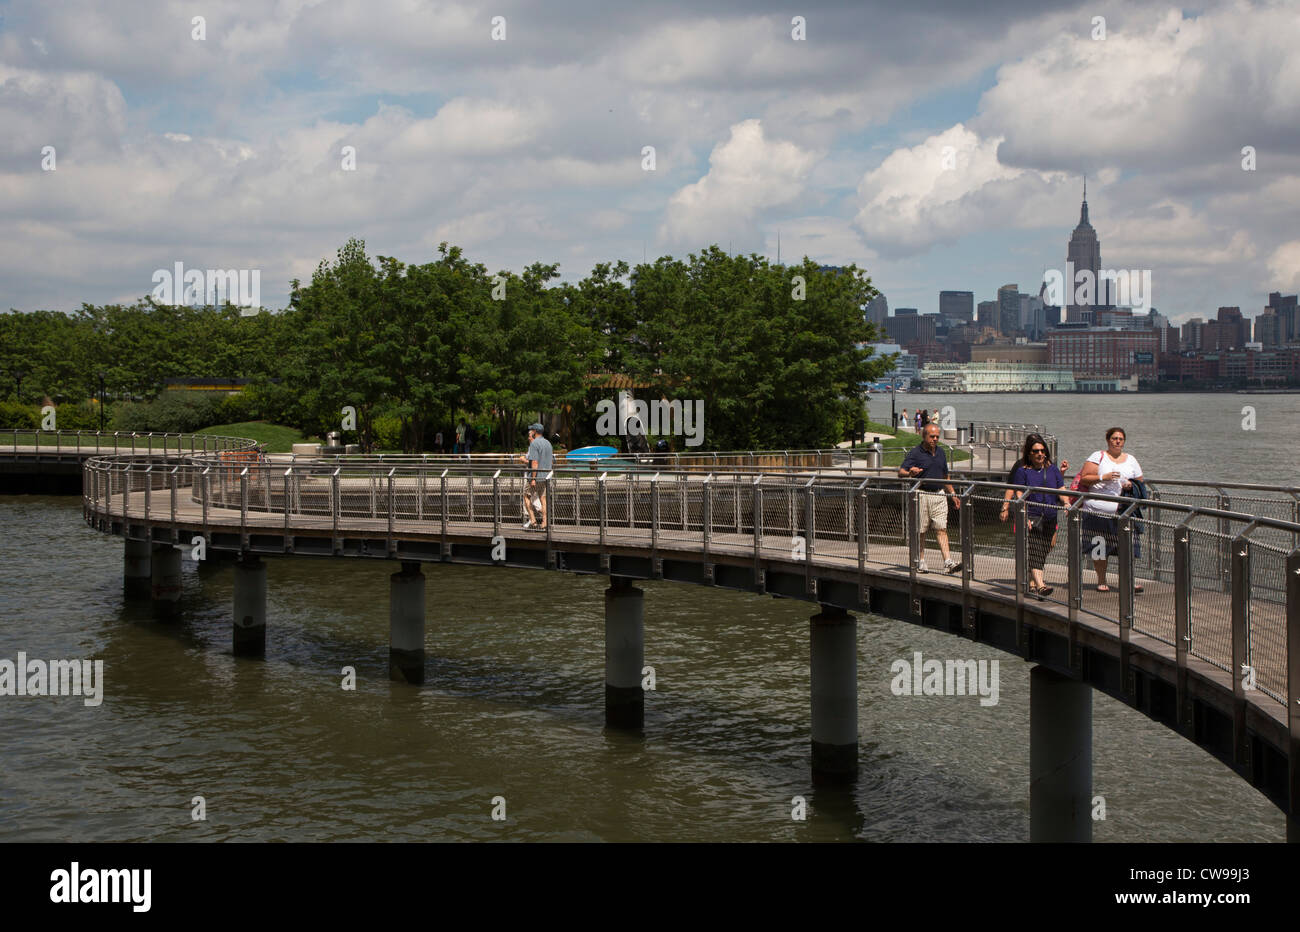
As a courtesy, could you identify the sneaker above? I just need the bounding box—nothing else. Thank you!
[917,560,928,573]
[944,559,962,574]
[522,519,536,530]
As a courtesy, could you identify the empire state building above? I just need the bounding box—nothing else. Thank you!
[1066,179,1108,322]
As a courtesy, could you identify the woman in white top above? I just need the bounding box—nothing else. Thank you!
[1077,427,1144,592]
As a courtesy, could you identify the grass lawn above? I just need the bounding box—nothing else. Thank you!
[199,421,314,453]
[851,425,972,464]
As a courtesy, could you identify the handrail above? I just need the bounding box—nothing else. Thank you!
[83,454,1300,721]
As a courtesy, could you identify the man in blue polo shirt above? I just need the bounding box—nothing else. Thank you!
[897,423,962,573]
[518,422,553,530]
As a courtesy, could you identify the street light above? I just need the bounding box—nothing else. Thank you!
[14,369,24,402]
[97,372,106,433]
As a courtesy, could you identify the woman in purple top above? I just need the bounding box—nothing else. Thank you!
[999,433,1070,599]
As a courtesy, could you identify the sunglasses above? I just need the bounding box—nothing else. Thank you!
[1030,448,1047,455]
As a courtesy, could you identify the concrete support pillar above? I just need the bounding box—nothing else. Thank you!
[810,604,858,783]
[1030,665,1093,842]
[150,545,182,616]
[233,555,267,658]
[605,576,644,729]
[124,539,152,598]
[389,562,425,685]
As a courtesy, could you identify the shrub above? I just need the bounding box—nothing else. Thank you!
[0,400,38,429]
[216,390,257,424]
[372,415,402,450]
[109,391,224,434]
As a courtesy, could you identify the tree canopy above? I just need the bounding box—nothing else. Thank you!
[1,240,891,450]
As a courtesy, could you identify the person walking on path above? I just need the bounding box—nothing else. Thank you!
[1000,433,1069,599]
[455,420,467,454]
[898,422,962,573]
[1076,426,1144,592]
[900,409,909,432]
[519,422,553,530]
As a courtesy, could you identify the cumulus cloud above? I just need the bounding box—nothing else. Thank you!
[853,124,1066,256]
[660,119,818,246]
[1267,242,1300,292]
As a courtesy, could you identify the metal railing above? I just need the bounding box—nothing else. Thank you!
[83,455,1300,720]
[4,429,258,456]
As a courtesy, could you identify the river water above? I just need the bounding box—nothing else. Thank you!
[0,394,1294,841]
[885,390,1300,486]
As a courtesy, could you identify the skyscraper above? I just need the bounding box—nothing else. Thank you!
[1268,291,1298,343]
[1066,178,1106,321]
[939,290,974,323]
[1217,306,1248,350]
[998,284,1021,336]
[977,300,997,330]
[865,294,889,329]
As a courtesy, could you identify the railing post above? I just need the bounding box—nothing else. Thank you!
[240,467,249,551]
[123,462,131,522]
[1174,513,1195,734]
[144,465,153,525]
[857,478,870,608]
[908,482,921,616]
[1218,488,1232,594]
[440,469,449,558]
[598,472,608,549]
[492,468,501,538]
[803,477,815,596]
[702,474,713,582]
[417,468,425,521]
[202,468,210,540]
[284,467,293,548]
[1066,497,1085,672]
[1015,493,1028,602]
[1231,525,1255,773]
[752,475,764,591]
[388,467,396,555]
[651,473,661,556]
[544,471,554,568]
[1286,547,1300,841]
[331,467,341,554]
[1118,505,1136,698]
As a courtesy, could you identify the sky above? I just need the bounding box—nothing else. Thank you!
[1,0,1298,326]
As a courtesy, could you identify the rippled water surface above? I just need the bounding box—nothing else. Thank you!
[0,481,1286,841]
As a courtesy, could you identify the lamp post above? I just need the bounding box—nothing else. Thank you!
[97,372,106,433]
[14,369,24,403]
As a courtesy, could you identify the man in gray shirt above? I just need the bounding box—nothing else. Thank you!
[519,422,554,530]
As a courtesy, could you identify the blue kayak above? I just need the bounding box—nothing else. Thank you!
[565,445,619,462]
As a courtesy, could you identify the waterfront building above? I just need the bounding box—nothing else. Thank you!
[970,342,1049,364]
[1047,327,1160,380]
[917,361,1076,392]
[977,300,997,330]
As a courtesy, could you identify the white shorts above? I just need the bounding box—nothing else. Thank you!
[918,492,949,532]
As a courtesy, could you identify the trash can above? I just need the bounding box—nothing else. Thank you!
[956,427,969,444]
[866,442,883,469]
